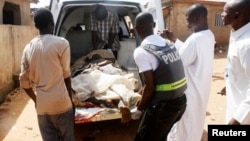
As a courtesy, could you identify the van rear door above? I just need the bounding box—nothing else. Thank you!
[146,0,165,33]
[49,0,165,33]
[49,0,60,23]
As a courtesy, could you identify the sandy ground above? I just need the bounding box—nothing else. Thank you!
[0,50,227,141]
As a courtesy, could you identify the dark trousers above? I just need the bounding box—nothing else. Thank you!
[38,108,75,141]
[134,94,187,141]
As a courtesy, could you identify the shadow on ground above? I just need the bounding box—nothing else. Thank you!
[0,88,29,141]
[75,119,140,141]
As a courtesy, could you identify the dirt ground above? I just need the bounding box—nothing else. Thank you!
[0,48,228,141]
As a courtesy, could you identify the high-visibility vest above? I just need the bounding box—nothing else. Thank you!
[141,43,187,102]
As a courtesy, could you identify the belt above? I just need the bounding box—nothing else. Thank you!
[156,77,187,91]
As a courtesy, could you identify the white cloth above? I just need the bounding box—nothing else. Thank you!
[133,34,167,73]
[71,69,141,108]
[225,22,250,124]
[131,107,142,120]
[167,30,215,141]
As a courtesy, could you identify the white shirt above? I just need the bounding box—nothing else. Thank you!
[225,22,250,124]
[20,34,72,115]
[133,34,167,73]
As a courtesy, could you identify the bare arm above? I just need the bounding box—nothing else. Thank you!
[23,88,36,105]
[137,70,155,111]
[20,46,36,105]
[64,77,72,100]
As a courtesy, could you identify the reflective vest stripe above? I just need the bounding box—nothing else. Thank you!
[156,77,186,91]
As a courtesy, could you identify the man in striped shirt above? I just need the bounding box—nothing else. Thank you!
[90,4,120,58]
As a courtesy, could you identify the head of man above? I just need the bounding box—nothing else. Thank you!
[93,4,108,21]
[135,12,155,40]
[34,8,54,34]
[185,3,208,32]
[221,0,250,30]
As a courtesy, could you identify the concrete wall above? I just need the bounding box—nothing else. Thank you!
[0,25,38,103]
[0,0,32,25]
[164,0,231,44]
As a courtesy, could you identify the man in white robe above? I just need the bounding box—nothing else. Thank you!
[162,4,215,141]
[221,0,250,125]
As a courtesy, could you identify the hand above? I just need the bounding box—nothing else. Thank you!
[138,87,144,95]
[131,108,142,120]
[157,30,162,36]
[159,30,168,38]
[160,29,177,43]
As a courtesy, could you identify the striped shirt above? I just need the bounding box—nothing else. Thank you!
[90,10,120,51]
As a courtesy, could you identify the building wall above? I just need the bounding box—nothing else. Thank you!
[165,0,231,44]
[0,25,38,103]
[0,0,32,25]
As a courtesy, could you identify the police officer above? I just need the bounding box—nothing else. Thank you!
[132,12,187,141]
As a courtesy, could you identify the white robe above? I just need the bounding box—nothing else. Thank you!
[167,30,215,141]
[225,22,250,124]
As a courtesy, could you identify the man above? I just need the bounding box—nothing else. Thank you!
[89,4,120,58]
[162,4,215,141]
[132,12,187,141]
[19,8,74,141]
[220,0,250,125]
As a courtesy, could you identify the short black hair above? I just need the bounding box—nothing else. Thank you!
[34,8,54,29]
[135,12,154,27]
[187,3,208,19]
[93,4,106,13]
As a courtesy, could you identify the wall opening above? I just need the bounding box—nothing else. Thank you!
[214,13,224,27]
[3,2,21,25]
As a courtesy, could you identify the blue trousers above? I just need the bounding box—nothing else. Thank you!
[37,108,75,141]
